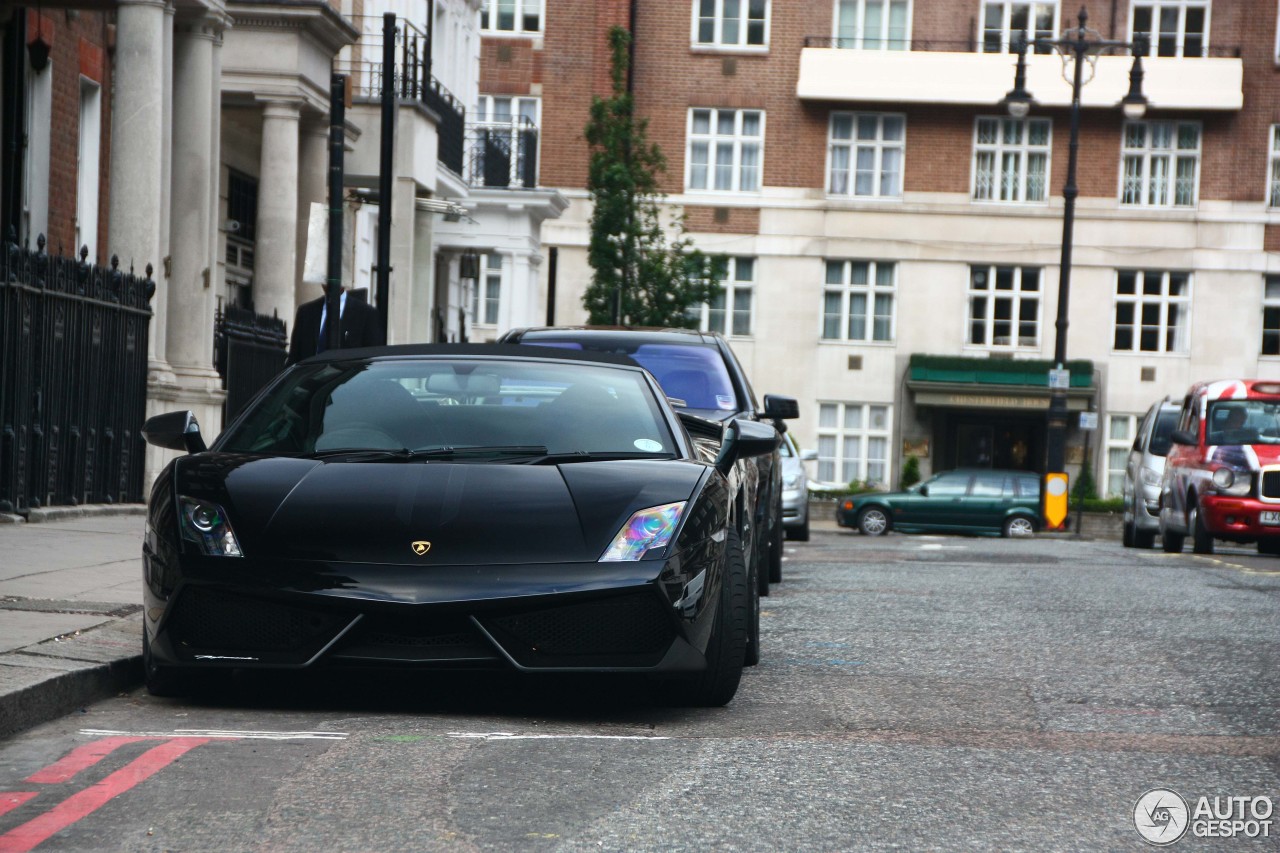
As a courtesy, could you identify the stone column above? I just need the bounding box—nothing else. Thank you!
[256,100,301,322]
[165,18,216,372]
[109,0,167,362]
[294,118,329,309]
[409,206,434,343]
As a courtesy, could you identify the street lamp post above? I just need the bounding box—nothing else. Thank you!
[1000,7,1147,526]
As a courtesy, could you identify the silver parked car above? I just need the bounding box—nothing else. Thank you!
[781,432,815,541]
[1122,397,1179,548]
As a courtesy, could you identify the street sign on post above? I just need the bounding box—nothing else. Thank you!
[1048,369,1070,390]
[1078,411,1098,430]
[1044,472,1069,530]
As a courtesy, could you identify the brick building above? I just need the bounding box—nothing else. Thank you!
[479,0,1280,495]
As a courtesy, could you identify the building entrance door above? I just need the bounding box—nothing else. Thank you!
[941,412,1043,472]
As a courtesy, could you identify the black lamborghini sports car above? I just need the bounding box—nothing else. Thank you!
[141,345,778,706]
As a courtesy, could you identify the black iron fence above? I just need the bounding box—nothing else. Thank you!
[0,234,154,512]
[465,118,539,189]
[213,303,287,423]
[339,16,467,176]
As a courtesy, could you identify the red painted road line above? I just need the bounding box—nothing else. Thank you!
[0,795,36,819]
[0,738,211,853]
[24,737,152,785]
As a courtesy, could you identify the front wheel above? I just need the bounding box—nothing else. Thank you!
[768,528,783,584]
[1002,515,1035,538]
[1258,538,1280,556]
[857,506,890,536]
[789,515,811,542]
[1161,526,1185,553]
[656,530,748,707]
[143,630,188,698]
[1122,518,1135,547]
[1191,505,1214,555]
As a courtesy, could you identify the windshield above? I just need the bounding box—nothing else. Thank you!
[1205,400,1280,446]
[218,358,676,458]
[521,339,738,412]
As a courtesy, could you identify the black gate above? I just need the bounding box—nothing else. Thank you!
[0,235,154,512]
[213,303,287,422]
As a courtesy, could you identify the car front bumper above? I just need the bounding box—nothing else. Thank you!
[1199,495,1280,542]
[782,487,808,526]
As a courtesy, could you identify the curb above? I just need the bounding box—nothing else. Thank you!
[0,655,143,742]
[0,503,147,525]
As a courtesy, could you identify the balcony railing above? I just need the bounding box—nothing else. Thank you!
[801,34,1240,58]
[337,16,467,176]
[464,118,539,189]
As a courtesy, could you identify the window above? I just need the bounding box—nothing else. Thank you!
[1106,414,1138,497]
[1131,0,1208,57]
[690,257,755,337]
[817,402,891,485]
[686,108,763,193]
[1269,126,1280,208]
[835,0,909,49]
[1120,121,1200,208]
[1264,276,1280,356]
[1113,270,1191,353]
[822,260,895,342]
[973,117,1050,202]
[76,79,102,260]
[967,265,1041,348]
[695,0,768,47]
[479,0,542,34]
[22,56,52,245]
[980,2,1059,53]
[828,113,904,198]
[474,95,540,187]
[473,254,502,326]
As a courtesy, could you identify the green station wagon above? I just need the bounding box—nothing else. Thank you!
[836,469,1042,538]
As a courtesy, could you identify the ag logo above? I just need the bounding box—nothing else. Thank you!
[1134,788,1189,845]
[411,540,432,556]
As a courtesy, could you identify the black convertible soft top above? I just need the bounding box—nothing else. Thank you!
[300,342,643,370]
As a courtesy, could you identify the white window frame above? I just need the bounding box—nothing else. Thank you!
[1269,125,1280,208]
[479,0,543,35]
[1105,414,1138,497]
[685,108,764,193]
[1130,0,1210,58]
[1120,121,1200,208]
[978,1,1060,54]
[76,77,102,261]
[690,256,755,337]
[827,112,904,199]
[833,0,911,50]
[972,116,1051,203]
[471,253,503,327]
[816,402,892,486]
[966,265,1042,349]
[1112,269,1192,354]
[475,95,541,187]
[821,260,896,343]
[692,0,770,49]
[1263,276,1280,357]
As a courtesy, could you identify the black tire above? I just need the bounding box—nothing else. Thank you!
[143,629,187,698]
[1133,527,1156,549]
[1258,538,1280,556]
[657,530,748,707]
[1002,515,1036,538]
[744,547,761,667]
[792,514,810,542]
[1162,529,1184,553]
[768,527,783,584]
[1122,518,1135,547]
[856,506,890,536]
[755,529,770,598]
[1191,505,1214,554]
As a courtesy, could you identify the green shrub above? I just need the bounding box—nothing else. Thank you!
[1070,465,1099,503]
[900,455,921,488]
[1075,497,1124,513]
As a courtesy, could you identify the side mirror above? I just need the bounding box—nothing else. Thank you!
[714,418,780,477]
[763,394,799,420]
[143,411,207,454]
[800,449,818,462]
[918,484,930,497]
[1169,429,1196,446]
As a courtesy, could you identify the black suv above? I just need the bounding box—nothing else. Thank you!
[499,327,799,602]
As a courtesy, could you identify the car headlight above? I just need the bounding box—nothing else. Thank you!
[600,502,684,562]
[1140,467,1161,487]
[179,497,243,557]
[1209,468,1251,497]
[784,472,802,488]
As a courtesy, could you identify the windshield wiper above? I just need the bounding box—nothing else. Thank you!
[305,447,419,462]
[521,450,677,465]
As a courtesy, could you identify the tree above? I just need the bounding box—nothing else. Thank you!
[582,26,720,327]
[900,455,921,489]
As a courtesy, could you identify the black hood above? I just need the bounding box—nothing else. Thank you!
[173,455,705,565]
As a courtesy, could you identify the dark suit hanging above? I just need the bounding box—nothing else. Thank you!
[286,292,385,364]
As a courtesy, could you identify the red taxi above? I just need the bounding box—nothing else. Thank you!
[1159,379,1280,555]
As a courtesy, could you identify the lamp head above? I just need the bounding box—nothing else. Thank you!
[1121,97,1147,120]
[1006,98,1032,119]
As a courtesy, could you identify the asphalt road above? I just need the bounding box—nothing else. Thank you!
[1,530,1277,852]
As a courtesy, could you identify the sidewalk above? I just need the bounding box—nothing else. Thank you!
[0,506,147,740]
